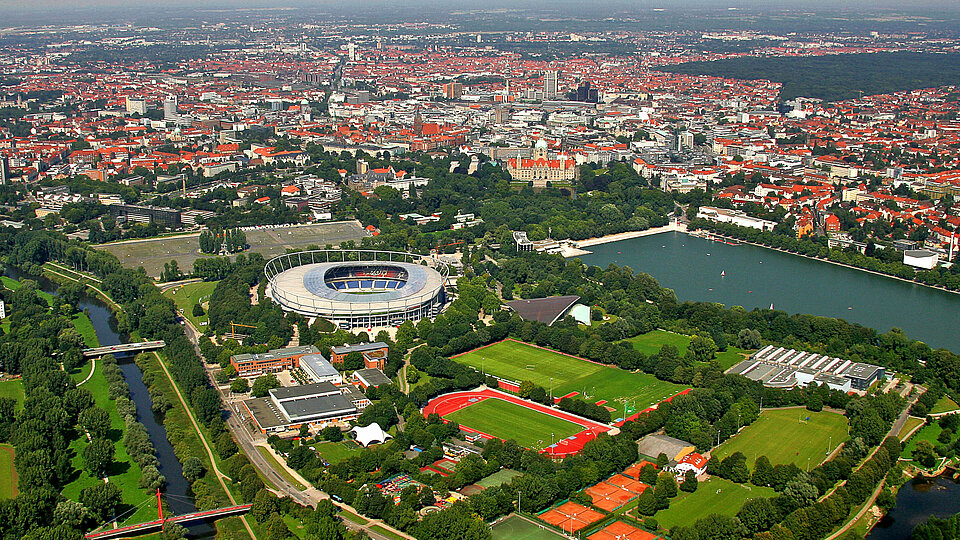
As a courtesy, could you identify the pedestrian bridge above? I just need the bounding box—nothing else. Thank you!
[82,341,166,358]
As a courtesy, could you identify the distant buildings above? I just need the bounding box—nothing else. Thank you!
[443,82,463,99]
[696,206,776,232]
[505,140,578,187]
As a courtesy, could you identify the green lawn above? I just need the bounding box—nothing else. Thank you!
[628,330,751,370]
[475,469,521,488]
[898,417,925,441]
[370,525,406,540]
[338,509,369,525]
[0,443,17,499]
[162,281,218,329]
[71,311,100,348]
[453,340,686,416]
[312,441,364,465]
[491,514,567,540]
[60,358,155,526]
[712,408,849,468]
[902,422,943,459]
[256,446,307,490]
[443,398,583,450]
[1,276,56,307]
[652,477,775,529]
[931,396,960,415]
[0,380,24,411]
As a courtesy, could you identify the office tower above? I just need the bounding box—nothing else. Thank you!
[544,70,558,99]
[163,95,178,120]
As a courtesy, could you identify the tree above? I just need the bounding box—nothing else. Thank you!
[80,482,121,522]
[322,426,344,442]
[751,456,774,487]
[230,378,249,394]
[636,489,657,515]
[83,438,115,477]
[192,303,205,317]
[737,497,780,536]
[737,328,762,349]
[252,374,281,397]
[79,407,110,439]
[687,335,718,363]
[53,499,89,528]
[680,470,698,492]
[913,440,938,468]
[216,432,238,460]
[807,393,824,412]
[656,472,678,499]
[656,452,669,468]
[182,457,204,484]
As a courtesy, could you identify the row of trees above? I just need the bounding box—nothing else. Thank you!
[198,228,246,254]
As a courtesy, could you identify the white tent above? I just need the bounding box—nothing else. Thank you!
[350,423,392,447]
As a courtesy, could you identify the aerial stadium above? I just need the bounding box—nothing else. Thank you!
[264,250,450,328]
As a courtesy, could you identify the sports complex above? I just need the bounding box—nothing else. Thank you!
[451,339,688,423]
[265,249,449,327]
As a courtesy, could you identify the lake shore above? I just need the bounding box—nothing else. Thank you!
[561,222,687,257]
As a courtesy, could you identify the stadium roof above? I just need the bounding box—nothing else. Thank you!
[506,295,580,326]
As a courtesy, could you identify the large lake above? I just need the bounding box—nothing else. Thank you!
[579,232,960,354]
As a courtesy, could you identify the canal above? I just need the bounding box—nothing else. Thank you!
[4,268,212,537]
[579,232,960,353]
[867,474,960,539]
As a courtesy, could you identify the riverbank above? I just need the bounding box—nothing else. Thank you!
[696,229,960,297]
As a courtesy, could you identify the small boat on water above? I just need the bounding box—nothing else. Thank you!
[721,270,725,277]
[770,303,774,309]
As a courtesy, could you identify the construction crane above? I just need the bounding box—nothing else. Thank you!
[225,321,258,341]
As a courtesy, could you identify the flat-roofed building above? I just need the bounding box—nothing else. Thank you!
[728,345,885,391]
[242,381,367,434]
[329,342,389,369]
[231,345,319,378]
[353,368,391,390]
[299,353,343,385]
[696,206,776,231]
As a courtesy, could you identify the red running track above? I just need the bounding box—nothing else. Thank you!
[422,388,611,458]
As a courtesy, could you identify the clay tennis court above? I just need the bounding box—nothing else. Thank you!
[539,501,604,533]
[622,460,658,479]
[584,467,653,511]
[588,521,659,540]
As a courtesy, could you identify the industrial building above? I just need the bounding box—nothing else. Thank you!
[242,381,370,434]
[696,206,776,231]
[728,345,885,391]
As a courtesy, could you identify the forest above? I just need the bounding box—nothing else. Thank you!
[660,52,960,102]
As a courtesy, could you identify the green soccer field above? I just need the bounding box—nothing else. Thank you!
[653,477,775,528]
[443,398,583,449]
[163,280,218,328]
[453,340,686,417]
[491,514,567,540]
[711,408,849,468]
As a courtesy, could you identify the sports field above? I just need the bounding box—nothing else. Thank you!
[98,221,368,276]
[712,408,848,467]
[476,469,521,489]
[627,330,751,370]
[453,340,686,416]
[443,398,583,449]
[491,514,567,540]
[652,477,775,528]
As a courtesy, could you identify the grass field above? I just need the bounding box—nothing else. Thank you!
[627,330,751,370]
[0,444,17,499]
[453,340,686,417]
[931,396,960,415]
[443,398,583,449]
[898,417,925,441]
[163,281,218,328]
[0,380,24,411]
[902,422,943,460]
[652,477,775,528]
[338,509,369,525]
[312,441,364,465]
[370,525,406,540]
[98,221,369,276]
[491,514,567,540]
[71,311,100,347]
[476,469,521,489]
[711,408,848,468]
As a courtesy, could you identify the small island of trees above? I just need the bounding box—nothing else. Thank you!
[199,228,247,254]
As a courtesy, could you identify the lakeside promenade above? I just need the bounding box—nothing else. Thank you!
[560,221,686,257]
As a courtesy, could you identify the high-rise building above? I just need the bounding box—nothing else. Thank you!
[163,95,178,120]
[443,82,463,100]
[125,96,147,115]
[0,156,8,184]
[347,43,357,61]
[543,70,558,99]
[576,81,598,103]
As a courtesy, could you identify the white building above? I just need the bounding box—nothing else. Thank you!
[903,249,938,270]
[696,206,776,231]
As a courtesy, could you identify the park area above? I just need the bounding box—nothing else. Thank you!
[443,397,584,450]
[163,280,218,328]
[627,330,751,370]
[650,477,775,529]
[97,221,369,277]
[712,408,849,468]
[452,340,686,418]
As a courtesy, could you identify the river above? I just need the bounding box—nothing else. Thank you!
[867,474,960,539]
[3,268,213,538]
[579,232,960,354]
